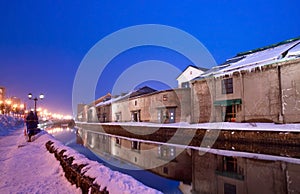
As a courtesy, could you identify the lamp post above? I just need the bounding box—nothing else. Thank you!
[28,93,44,113]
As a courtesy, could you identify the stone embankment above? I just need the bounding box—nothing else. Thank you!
[45,141,108,194]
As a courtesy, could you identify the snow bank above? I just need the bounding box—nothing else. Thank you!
[0,115,24,136]
[46,136,162,194]
[78,121,300,132]
[0,126,81,193]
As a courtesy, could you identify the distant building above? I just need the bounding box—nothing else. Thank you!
[0,86,6,101]
[111,87,190,123]
[176,65,208,88]
[9,96,21,105]
[191,37,300,123]
[80,86,191,124]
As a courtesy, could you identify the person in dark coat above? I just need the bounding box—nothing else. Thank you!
[26,111,39,142]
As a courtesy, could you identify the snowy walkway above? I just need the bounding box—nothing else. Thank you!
[0,115,161,194]
[0,126,81,193]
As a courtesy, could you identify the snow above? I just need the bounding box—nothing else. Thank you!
[0,115,23,136]
[78,121,300,132]
[198,40,300,78]
[0,117,81,194]
[96,92,132,107]
[49,139,161,194]
[0,115,162,194]
[286,42,300,58]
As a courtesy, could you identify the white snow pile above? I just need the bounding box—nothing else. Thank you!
[49,138,162,194]
[0,115,24,136]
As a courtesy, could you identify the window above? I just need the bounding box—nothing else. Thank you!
[158,146,176,159]
[181,82,190,88]
[115,112,121,122]
[131,141,140,150]
[223,156,237,173]
[163,167,169,174]
[163,94,168,101]
[222,78,233,94]
[115,137,121,146]
[134,100,137,106]
[168,108,175,123]
[102,113,106,122]
[157,108,176,123]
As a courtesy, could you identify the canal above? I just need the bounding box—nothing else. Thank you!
[45,127,183,194]
[46,126,300,194]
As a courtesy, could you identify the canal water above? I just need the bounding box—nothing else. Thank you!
[46,127,182,194]
[46,126,300,194]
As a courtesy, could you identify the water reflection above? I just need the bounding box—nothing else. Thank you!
[45,127,182,194]
[78,128,300,194]
[45,126,300,194]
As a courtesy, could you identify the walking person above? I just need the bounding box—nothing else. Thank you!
[25,111,39,142]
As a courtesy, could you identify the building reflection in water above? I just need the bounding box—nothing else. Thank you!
[77,128,300,194]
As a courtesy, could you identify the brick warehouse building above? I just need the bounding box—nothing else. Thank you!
[191,37,300,123]
[78,37,300,124]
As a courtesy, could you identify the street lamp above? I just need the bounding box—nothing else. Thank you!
[28,93,44,113]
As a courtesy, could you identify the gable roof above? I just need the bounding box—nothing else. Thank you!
[129,86,157,98]
[176,65,209,79]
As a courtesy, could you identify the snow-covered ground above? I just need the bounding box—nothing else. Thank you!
[79,121,300,132]
[0,115,161,194]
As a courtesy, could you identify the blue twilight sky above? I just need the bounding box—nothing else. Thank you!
[0,0,299,115]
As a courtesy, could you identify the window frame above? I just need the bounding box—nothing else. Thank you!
[222,78,233,94]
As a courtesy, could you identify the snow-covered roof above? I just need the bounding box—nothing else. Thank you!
[215,39,300,76]
[286,42,300,58]
[194,37,300,79]
[95,92,132,107]
[176,65,209,79]
[95,86,156,107]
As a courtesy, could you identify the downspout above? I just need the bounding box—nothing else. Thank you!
[278,65,284,123]
[191,81,195,124]
[241,72,246,122]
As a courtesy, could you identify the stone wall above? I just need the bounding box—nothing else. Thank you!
[243,67,280,122]
[191,79,212,123]
[111,88,191,123]
[45,141,108,194]
[190,58,300,124]
[281,60,300,123]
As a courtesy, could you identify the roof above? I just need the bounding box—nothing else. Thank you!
[95,92,132,107]
[176,65,209,79]
[237,36,300,56]
[129,86,157,98]
[194,36,300,79]
[92,93,111,105]
[95,86,157,107]
[286,43,300,58]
